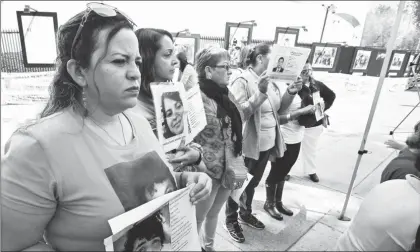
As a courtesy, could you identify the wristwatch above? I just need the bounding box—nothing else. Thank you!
[194,152,202,166]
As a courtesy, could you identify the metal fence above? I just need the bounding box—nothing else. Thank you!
[1,29,56,73]
[0,29,276,73]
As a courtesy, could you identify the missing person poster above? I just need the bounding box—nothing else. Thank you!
[151,82,189,152]
[267,45,311,81]
[151,82,207,152]
[312,91,325,121]
[104,185,201,251]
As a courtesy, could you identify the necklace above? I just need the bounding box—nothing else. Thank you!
[88,115,127,146]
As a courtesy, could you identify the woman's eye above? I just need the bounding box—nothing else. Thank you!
[175,102,182,109]
[166,110,173,117]
[112,59,126,65]
[135,60,142,67]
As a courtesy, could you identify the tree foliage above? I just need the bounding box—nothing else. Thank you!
[361,2,420,50]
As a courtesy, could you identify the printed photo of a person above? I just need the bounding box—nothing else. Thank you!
[121,210,170,252]
[272,56,285,72]
[104,151,177,211]
[161,91,185,139]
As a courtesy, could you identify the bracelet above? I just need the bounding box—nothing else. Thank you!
[194,152,202,166]
[287,113,291,121]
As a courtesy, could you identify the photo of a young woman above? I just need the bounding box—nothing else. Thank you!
[161,91,185,139]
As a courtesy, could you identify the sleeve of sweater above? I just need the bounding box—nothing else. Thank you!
[229,77,267,122]
[318,80,336,111]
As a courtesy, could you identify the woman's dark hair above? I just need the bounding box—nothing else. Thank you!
[124,212,164,252]
[406,131,420,150]
[135,28,173,97]
[40,10,134,118]
[414,120,420,133]
[246,42,271,67]
[161,91,183,139]
[238,45,251,70]
[176,51,192,72]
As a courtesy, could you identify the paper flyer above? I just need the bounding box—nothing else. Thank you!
[267,45,311,81]
[104,185,201,251]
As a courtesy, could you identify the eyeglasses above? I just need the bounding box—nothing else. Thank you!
[301,69,312,76]
[213,64,231,71]
[71,2,136,59]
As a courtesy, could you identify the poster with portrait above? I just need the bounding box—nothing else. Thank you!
[312,46,337,69]
[274,27,299,48]
[151,82,189,152]
[150,82,206,153]
[17,11,58,67]
[104,185,201,251]
[174,37,197,64]
[224,22,254,67]
[267,45,311,81]
[389,53,405,71]
[352,50,371,70]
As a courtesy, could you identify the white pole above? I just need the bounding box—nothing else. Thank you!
[338,1,406,221]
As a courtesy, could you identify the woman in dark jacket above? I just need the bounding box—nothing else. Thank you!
[295,62,336,182]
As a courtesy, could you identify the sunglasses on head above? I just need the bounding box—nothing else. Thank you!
[71,2,136,59]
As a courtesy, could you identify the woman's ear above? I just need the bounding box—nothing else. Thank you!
[67,59,88,88]
[256,54,263,64]
[204,66,212,79]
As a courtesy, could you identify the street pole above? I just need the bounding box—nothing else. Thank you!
[338,0,406,221]
[320,6,330,43]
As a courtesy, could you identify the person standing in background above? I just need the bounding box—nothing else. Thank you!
[295,62,336,182]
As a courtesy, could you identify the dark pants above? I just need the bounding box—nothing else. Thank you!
[266,143,301,184]
[225,150,271,223]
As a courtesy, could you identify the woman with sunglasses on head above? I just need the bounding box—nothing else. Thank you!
[224,43,306,243]
[1,4,211,251]
[192,46,249,251]
[293,61,336,183]
[133,28,205,173]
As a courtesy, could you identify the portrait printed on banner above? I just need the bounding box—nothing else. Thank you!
[312,46,337,69]
[353,50,371,70]
[390,53,405,71]
[112,204,172,252]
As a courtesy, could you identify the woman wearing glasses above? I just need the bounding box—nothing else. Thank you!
[1,4,211,251]
[133,28,205,173]
[192,46,248,251]
[224,43,306,243]
[295,62,336,183]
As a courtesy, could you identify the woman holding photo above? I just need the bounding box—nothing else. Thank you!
[224,43,305,243]
[295,62,336,183]
[1,4,211,251]
[133,28,205,173]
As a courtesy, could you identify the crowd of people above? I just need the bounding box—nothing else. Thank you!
[1,2,419,252]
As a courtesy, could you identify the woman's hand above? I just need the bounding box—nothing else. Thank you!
[183,172,212,205]
[300,104,316,115]
[258,71,270,94]
[384,139,407,151]
[287,76,303,95]
[169,146,200,167]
